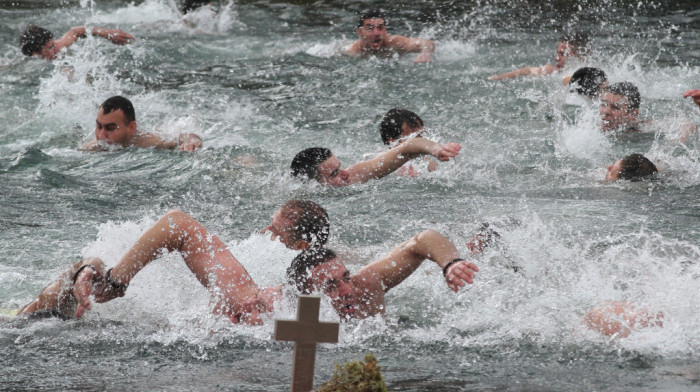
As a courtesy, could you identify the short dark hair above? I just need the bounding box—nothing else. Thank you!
[287,247,338,294]
[100,96,136,124]
[280,200,330,246]
[569,67,607,97]
[357,9,386,28]
[604,82,641,110]
[379,109,424,145]
[560,31,589,55]
[619,154,657,181]
[181,0,209,14]
[290,147,332,180]
[20,25,54,56]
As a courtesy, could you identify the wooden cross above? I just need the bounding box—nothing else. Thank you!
[274,295,339,392]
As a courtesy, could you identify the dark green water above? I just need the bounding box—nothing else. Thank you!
[1,0,699,390]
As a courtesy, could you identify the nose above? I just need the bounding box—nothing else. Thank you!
[339,170,350,181]
[607,165,613,172]
[95,128,107,140]
[338,281,353,297]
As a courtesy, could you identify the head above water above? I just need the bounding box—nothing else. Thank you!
[599,82,640,131]
[287,247,339,294]
[290,147,333,181]
[20,25,53,56]
[356,9,388,53]
[559,32,589,55]
[357,9,386,28]
[569,67,608,97]
[278,200,330,248]
[380,108,424,145]
[606,153,657,181]
[95,95,137,144]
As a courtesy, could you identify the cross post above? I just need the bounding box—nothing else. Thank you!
[274,295,339,392]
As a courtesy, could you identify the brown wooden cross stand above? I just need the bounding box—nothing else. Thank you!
[274,295,339,392]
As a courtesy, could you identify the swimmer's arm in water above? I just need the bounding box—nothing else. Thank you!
[17,258,121,318]
[354,230,478,294]
[489,63,556,80]
[385,35,435,63]
[584,301,663,338]
[345,137,460,184]
[130,132,202,151]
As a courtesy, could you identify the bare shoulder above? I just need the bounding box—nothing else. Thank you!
[344,41,362,56]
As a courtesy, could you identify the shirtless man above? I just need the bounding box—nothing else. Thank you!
[80,96,202,152]
[489,32,588,80]
[379,108,438,175]
[605,153,657,181]
[599,82,643,132]
[344,9,435,63]
[18,201,478,324]
[20,25,134,60]
[290,137,460,186]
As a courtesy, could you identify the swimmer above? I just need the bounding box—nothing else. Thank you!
[584,301,663,338]
[290,137,460,186]
[599,82,644,132]
[20,25,134,60]
[489,32,588,80]
[605,153,657,181]
[344,9,435,63]
[19,201,478,324]
[80,96,203,152]
[565,67,608,100]
[379,108,438,175]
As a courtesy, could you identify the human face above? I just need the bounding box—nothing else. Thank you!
[554,41,576,69]
[399,122,424,141]
[606,159,623,181]
[316,154,350,186]
[264,208,305,250]
[356,18,387,52]
[599,92,638,131]
[308,258,356,318]
[95,107,135,144]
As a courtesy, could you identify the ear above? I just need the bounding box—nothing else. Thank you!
[292,239,310,251]
[356,27,363,37]
[127,121,138,136]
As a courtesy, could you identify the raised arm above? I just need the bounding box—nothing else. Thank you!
[354,230,478,294]
[345,137,460,184]
[53,26,133,51]
[386,34,435,63]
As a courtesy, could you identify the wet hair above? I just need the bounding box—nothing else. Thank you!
[619,154,657,181]
[290,147,332,181]
[99,96,136,124]
[280,200,330,246]
[604,82,641,111]
[181,0,209,14]
[569,67,607,97]
[559,31,589,56]
[20,25,54,56]
[357,9,386,28]
[379,108,424,145]
[287,247,338,294]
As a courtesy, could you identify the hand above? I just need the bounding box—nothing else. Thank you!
[106,29,134,45]
[444,260,478,292]
[413,51,433,63]
[433,142,461,162]
[683,89,700,109]
[73,266,96,318]
[179,134,202,152]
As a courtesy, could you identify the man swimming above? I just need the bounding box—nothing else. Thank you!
[20,25,134,60]
[18,201,478,324]
[290,137,460,186]
[344,9,435,63]
[489,32,588,80]
[80,96,202,152]
[605,153,658,182]
[379,108,438,175]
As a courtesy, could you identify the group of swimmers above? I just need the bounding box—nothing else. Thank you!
[13,6,700,339]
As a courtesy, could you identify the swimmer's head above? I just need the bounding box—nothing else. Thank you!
[95,96,137,144]
[20,25,54,56]
[291,148,350,186]
[569,67,608,97]
[599,82,640,131]
[606,153,657,181]
[266,200,330,250]
[380,108,424,145]
[555,32,588,68]
[356,9,387,52]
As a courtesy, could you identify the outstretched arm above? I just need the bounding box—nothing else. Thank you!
[354,230,478,294]
[584,301,663,338]
[129,132,202,152]
[17,257,119,318]
[107,210,264,323]
[489,63,558,80]
[54,26,133,51]
[345,137,460,184]
[386,35,435,63]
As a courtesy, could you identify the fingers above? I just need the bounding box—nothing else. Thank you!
[74,268,95,318]
[437,143,461,161]
[682,89,700,98]
[446,261,478,292]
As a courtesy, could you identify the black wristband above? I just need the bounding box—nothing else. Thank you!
[106,268,128,290]
[73,264,96,284]
[442,258,464,276]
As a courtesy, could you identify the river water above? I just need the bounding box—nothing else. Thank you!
[1,0,699,390]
